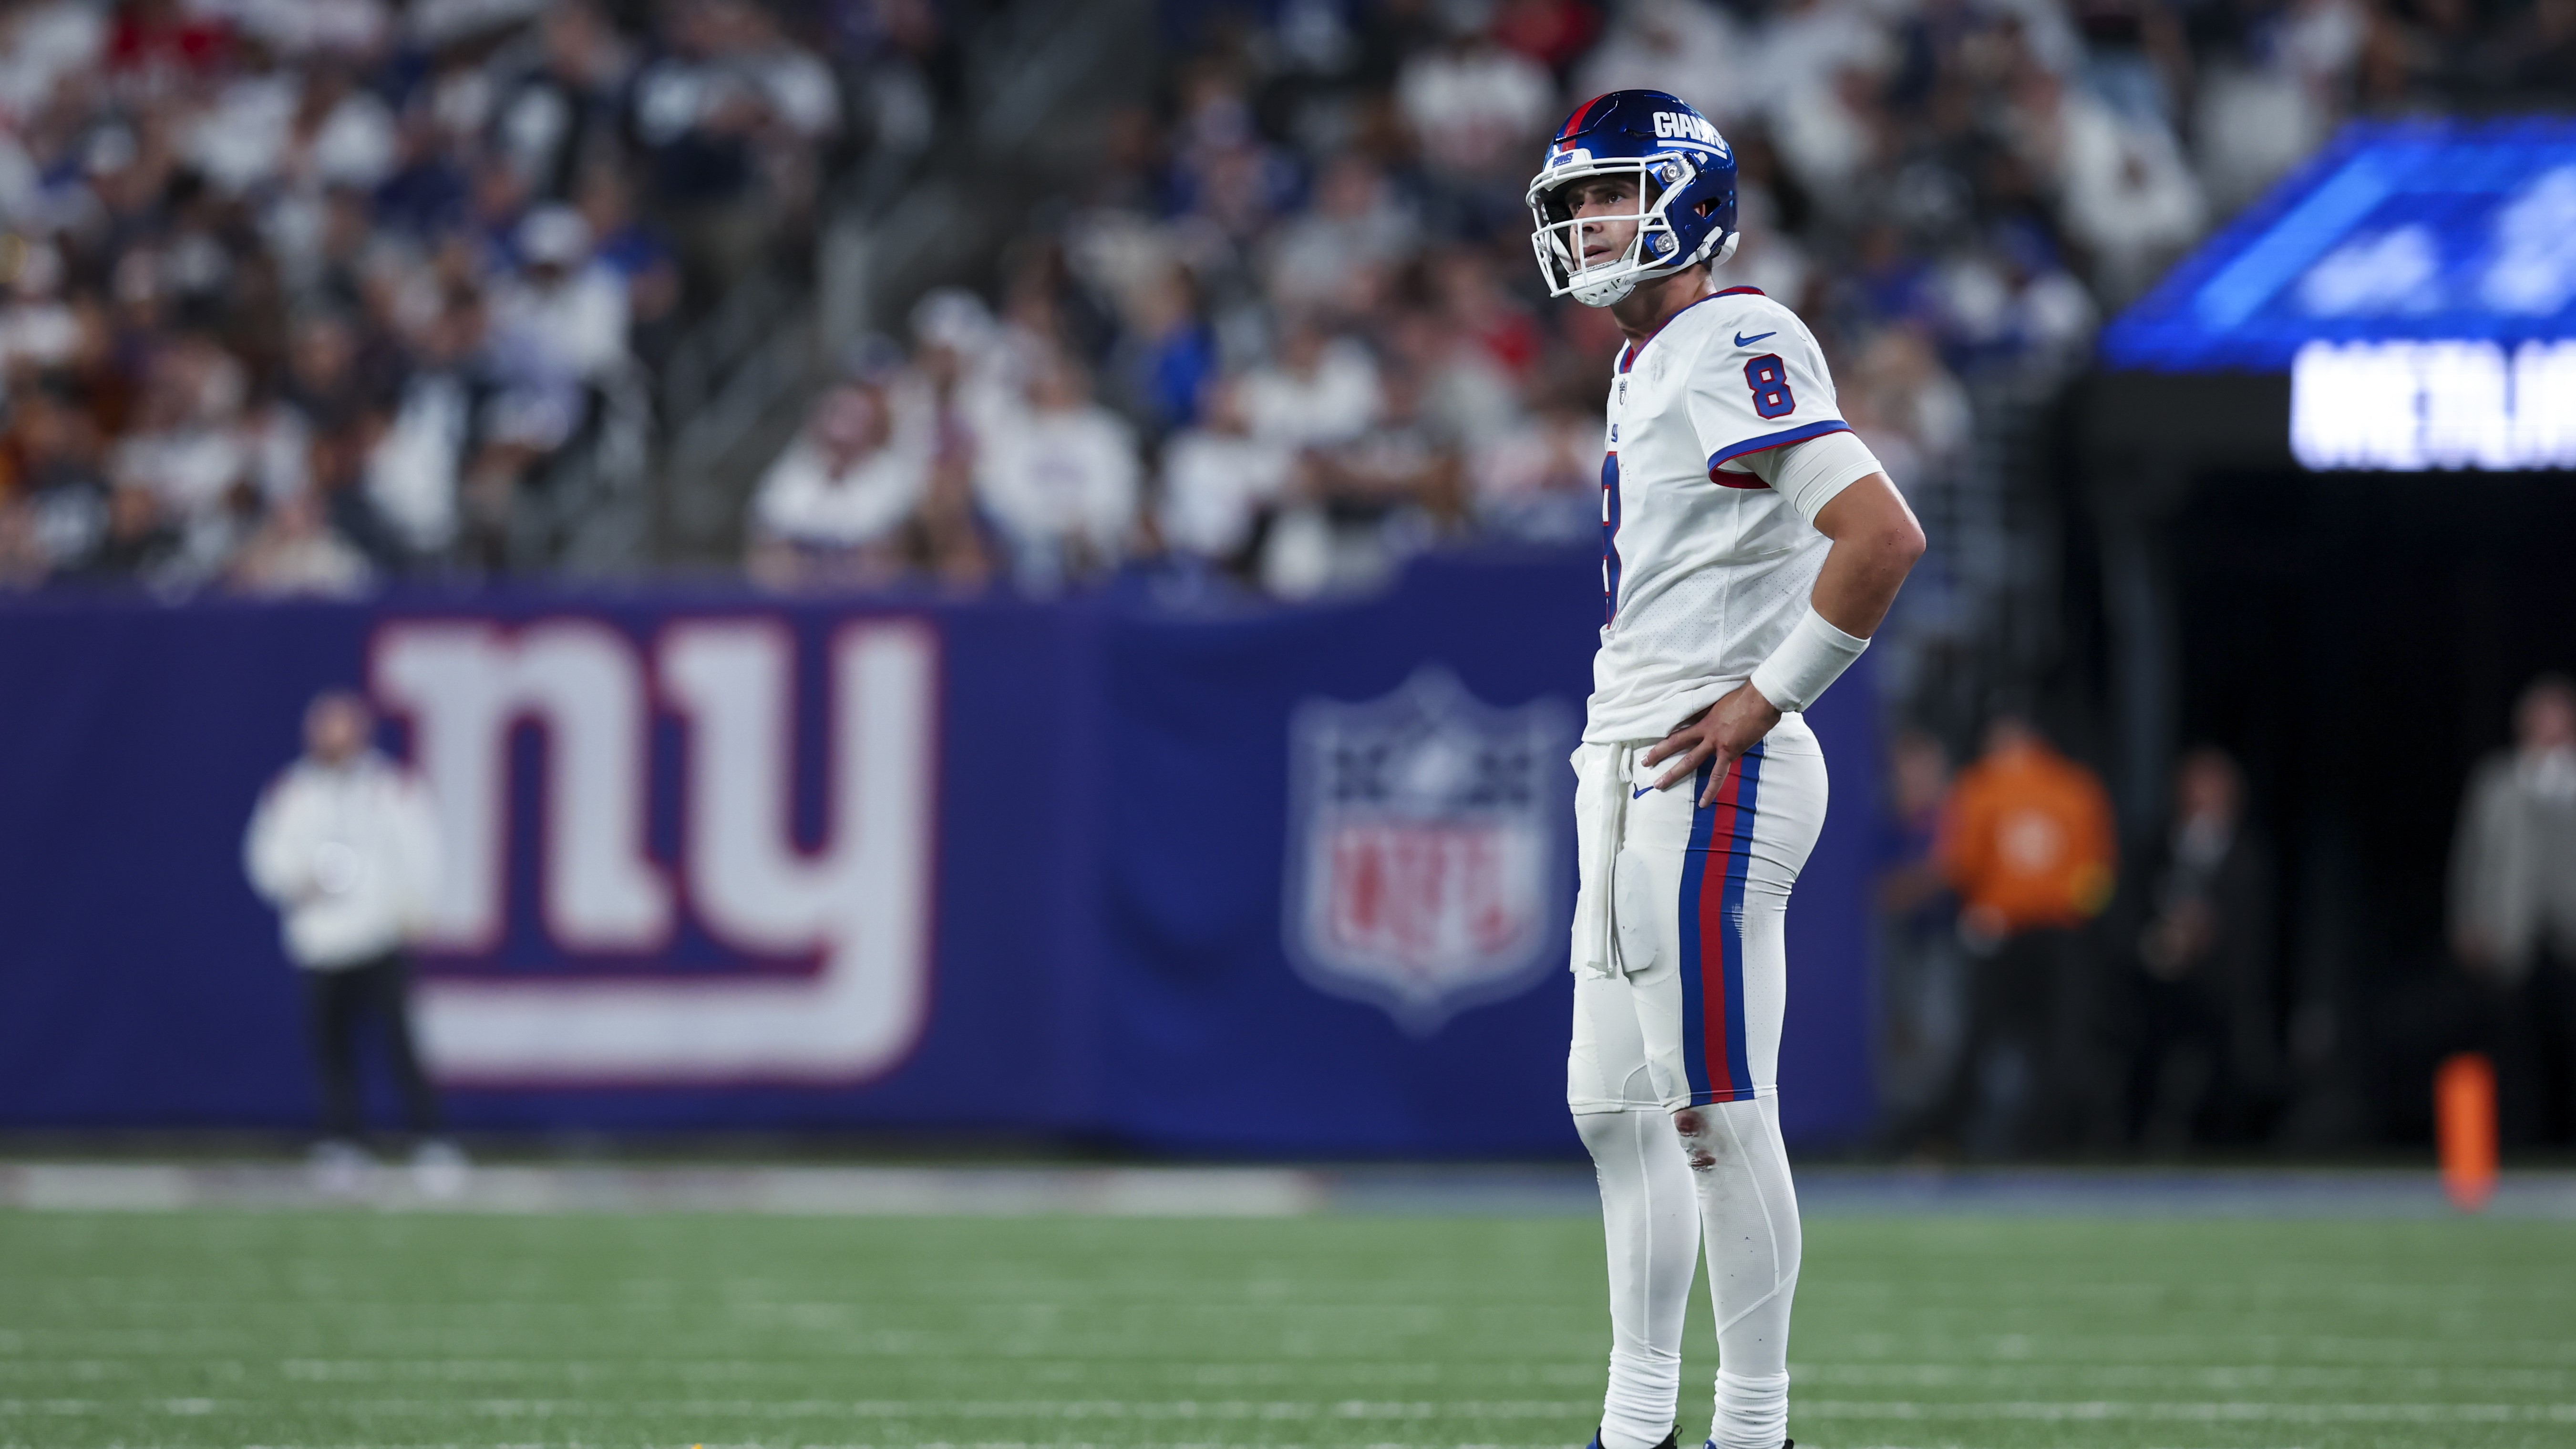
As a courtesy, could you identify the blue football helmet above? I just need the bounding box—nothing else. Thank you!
[1527,90,1741,307]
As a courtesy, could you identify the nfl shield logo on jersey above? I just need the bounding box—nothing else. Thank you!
[1282,669,1575,1034]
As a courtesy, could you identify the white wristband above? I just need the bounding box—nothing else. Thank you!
[1748,606,1868,712]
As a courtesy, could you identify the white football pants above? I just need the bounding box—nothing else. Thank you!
[1566,723,1825,1449]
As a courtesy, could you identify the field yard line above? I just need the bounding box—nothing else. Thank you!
[16,1357,2576,1393]
[0,1396,1584,1419]
[9,1162,2576,1216]
[40,1441,2279,1449]
[0,1164,1334,1216]
[1789,1362,2576,1389]
[1811,1331,2576,1363]
[11,1394,2576,1425]
[1795,1397,2576,1423]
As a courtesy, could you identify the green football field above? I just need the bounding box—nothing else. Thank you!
[3,1210,2572,1449]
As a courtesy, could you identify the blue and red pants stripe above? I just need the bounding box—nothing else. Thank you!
[1675,742,1765,1105]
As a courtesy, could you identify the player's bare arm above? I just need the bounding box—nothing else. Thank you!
[1644,474,1925,802]
[1807,472,1928,638]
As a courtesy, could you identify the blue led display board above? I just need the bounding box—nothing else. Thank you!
[2101,120,2576,373]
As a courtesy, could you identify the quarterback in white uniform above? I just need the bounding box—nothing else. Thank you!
[1527,91,1925,1449]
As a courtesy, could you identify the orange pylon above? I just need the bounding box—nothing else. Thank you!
[2436,1052,2499,1212]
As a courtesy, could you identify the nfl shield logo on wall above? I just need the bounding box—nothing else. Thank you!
[1283,668,1576,1034]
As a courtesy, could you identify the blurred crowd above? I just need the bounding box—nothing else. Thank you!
[0,0,2559,598]
[0,0,951,593]
[0,0,2541,599]
[739,0,2466,598]
[1876,675,2576,1159]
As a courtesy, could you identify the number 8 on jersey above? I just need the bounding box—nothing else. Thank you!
[1744,353,1794,420]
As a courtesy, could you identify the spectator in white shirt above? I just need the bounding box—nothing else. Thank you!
[363,301,478,558]
[747,379,930,590]
[487,205,631,391]
[2451,675,2576,1145]
[1472,392,1600,543]
[1159,378,1293,568]
[1263,155,1415,318]
[229,490,375,596]
[243,691,460,1196]
[2013,68,2206,302]
[1395,22,1554,180]
[972,352,1139,590]
[0,236,87,376]
[190,48,304,195]
[1575,0,1750,125]
[284,62,400,193]
[1238,318,1379,451]
[477,203,629,531]
[111,336,250,524]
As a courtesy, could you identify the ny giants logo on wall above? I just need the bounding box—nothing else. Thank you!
[1283,670,1574,1035]
[369,617,938,1087]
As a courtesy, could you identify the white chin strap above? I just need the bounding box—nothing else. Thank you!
[1572,272,1641,307]
[1560,228,1741,309]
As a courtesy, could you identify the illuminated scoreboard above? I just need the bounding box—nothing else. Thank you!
[2101,121,2576,473]
[2290,341,2576,471]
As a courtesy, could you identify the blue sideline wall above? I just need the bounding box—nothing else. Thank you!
[0,553,1879,1154]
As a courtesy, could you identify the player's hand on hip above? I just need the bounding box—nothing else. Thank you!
[1640,682,1783,804]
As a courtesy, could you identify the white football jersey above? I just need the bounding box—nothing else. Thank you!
[1587,286,1858,743]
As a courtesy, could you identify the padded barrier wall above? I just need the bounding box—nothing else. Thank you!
[0,553,1876,1154]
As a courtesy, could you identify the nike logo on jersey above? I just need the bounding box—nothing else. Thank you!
[1735,330,1776,347]
[1632,784,1656,799]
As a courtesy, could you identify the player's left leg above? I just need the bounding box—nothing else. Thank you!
[1668,720,1829,1449]
[1570,742,1700,1449]
[1573,976,1699,1449]
[1673,1096,1800,1449]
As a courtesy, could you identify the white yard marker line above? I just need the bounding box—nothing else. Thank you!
[20,1392,2572,1427]
[8,1162,2576,1216]
[1790,1362,2576,1390]
[0,1164,1328,1217]
[0,1396,1583,1420]
[1794,1398,2576,1423]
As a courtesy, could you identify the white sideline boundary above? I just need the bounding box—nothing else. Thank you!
[0,1162,1329,1216]
[2,1161,2574,1217]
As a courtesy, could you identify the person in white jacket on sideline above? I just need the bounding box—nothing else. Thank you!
[244,690,460,1196]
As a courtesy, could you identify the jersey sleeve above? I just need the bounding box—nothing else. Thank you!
[1684,307,1853,508]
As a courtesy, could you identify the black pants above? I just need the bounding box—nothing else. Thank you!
[2123,973,2270,1146]
[1922,927,2091,1155]
[2483,952,2576,1148]
[304,951,441,1139]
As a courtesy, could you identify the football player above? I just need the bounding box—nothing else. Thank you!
[1529,91,1925,1449]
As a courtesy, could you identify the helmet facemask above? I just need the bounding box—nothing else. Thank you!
[1528,152,1741,308]
[1531,155,1728,307]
